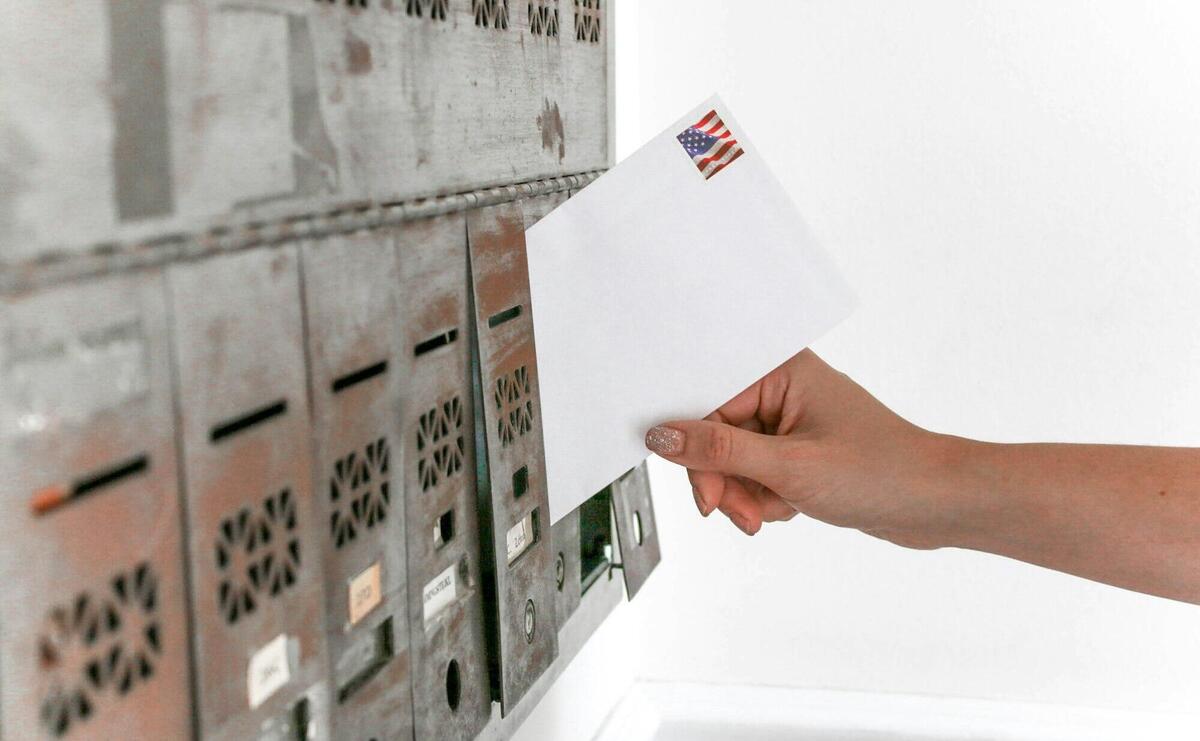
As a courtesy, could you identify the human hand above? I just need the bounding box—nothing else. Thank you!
[644,349,962,547]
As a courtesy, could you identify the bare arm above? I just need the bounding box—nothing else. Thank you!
[645,350,1200,604]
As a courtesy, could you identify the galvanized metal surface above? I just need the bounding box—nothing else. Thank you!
[467,202,559,715]
[300,233,414,740]
[0,1,609,264]
[394,215,493,741]
[0,272,192,740]
[167,246,331,739]
[611,462,662,600]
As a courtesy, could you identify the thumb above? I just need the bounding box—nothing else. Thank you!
[645,419,787,485]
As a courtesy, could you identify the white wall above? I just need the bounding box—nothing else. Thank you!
[521,1,1200,736]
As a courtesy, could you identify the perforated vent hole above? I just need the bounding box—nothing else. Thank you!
[216,490,301,624]
[529,0,560,36]
[418,396,465,491]
[473,0,509,28]
[331,438,391,549]
[38,562,163,737]
[574,0,601,42]
[494,366,534,447]
[407,0,448,18]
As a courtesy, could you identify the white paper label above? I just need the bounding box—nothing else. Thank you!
[247,633,292,709]
[422,563,458,625]
[505,511,538,565]
[348,561,382,626]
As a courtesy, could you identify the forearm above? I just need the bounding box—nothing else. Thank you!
[935,436,1200,604]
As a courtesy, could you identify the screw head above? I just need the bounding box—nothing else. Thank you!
[554,552,565,590]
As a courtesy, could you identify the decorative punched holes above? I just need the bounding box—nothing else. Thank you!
[473,0,509,29]
[330,438,391,549]
[417,397,466,492]
[215,489,301,624]
[494,365,534,447]
[529,0,560,36]
[407,0,449,18]
[574,0,601,42]
[38,563,162,737]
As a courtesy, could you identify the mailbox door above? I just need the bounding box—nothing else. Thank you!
[167,246,331,739]
[395,216,493,741]
[610,462,661,599]
[301,233,415,740]
[0,272,191,739]
[466,202,559,714]
[550,509,583,628]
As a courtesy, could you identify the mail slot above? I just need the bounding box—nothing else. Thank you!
[167,246,331,739]
[467,201,560,715]
[394,216,492,741]
[0,272,192,740]
[611,462,661,599]
[301,232,415,740]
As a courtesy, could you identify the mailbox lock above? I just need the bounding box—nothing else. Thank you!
[554,552,565,591]
[523,599,536,643]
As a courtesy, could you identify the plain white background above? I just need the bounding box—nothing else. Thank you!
[518,1,1200,738]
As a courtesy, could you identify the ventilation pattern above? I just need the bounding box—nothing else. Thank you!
[215,490,301,624]
[574,0,600,42]
[330,438,391,549]
[418,397,466,491]
[495,365,534,447]
[407,0,448,19]
[473,0,509,29]
[529,0,560,36]
[38,563,162,737]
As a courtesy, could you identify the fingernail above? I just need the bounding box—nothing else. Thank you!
[692,488,710,517]
[730,514,755,536]
[645,425,685,456]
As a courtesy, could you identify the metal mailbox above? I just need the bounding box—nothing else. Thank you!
[167,246,330,739]
[610,462,661,599]
[0,272,192,740]
[300,233,415,740]
[394,216,493,741]
[466,202,559,715]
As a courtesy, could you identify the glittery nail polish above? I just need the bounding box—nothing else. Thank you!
[645,425,685,456]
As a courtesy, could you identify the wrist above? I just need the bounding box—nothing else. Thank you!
[909,432,1007,551]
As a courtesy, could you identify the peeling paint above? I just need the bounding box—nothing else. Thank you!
[536,98,565,163]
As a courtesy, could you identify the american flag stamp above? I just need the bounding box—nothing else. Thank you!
[676,110,745,180]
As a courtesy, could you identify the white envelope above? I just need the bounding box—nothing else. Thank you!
[526,95,856,523]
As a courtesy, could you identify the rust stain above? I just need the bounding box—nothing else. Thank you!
[536,98,566,163]
[345,33,373,75]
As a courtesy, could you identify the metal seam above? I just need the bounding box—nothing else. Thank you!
[1,170,603,295]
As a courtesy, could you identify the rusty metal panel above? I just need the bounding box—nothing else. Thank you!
[1,1,609,265]
[466,202,559,715]
[611,462,661,599]
[300,233,414,740]
[0,272,191,739]
[394,215,492,741]
[167,246,330,739]
[550,509,582,628]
